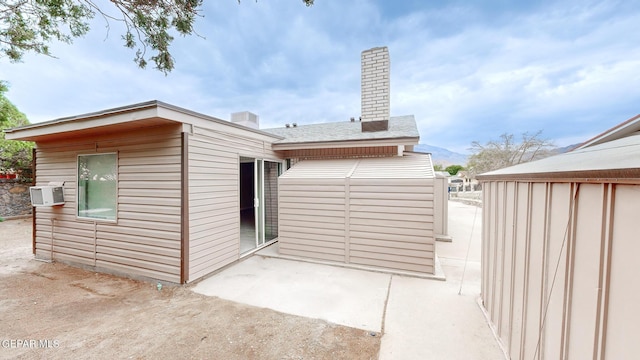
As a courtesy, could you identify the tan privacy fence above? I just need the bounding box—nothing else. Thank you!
[278,155,436,274]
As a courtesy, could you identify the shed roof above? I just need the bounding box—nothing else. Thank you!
[281,154,435,180]
[574,113,640,150]
[477,133,640,183]
[263,115,420,149]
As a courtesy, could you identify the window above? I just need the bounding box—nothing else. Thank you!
[77,153,117,221]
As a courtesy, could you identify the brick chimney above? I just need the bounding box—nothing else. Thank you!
[361,46,390,132]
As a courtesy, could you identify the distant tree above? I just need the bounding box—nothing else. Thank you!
[0,82,33,173]
[433,164,444,171]
[467,131,555,177]
[444,164,464,176]
[1,0,314,73]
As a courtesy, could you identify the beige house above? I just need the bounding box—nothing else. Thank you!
[5,47,443,282]
[477,114,640,360]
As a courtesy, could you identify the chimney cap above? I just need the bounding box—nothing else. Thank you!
[285,123,290,128]
[292,123,297,127]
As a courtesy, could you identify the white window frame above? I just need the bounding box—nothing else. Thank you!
[76,152,118,222]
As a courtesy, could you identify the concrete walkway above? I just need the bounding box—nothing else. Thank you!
[192,201,504,359]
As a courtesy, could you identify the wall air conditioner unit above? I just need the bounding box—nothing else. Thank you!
[30,186,65,206]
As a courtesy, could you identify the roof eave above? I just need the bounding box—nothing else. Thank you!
[5,103,164,141]
[574,114,640,150]
[5,100,284,142]
[271,136,419,150]
[477,168,640,184]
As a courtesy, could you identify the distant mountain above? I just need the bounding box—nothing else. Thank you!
[413,144,469,166]
[553,143,581,154]
[412,143,579,167]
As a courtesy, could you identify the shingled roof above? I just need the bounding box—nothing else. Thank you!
[263,115,419,145]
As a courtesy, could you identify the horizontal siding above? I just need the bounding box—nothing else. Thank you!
[279,190,349,198]
[94,259,178,282]
[349,191,433,201]
[349,256,433,273]
[189,243,238,280]
[348,181,434,272]
[350,244,434,259]
[190,231,236,254]
[33,124,183,283]
[36,250,94,267]
[186,128,280,282]
[278,180,346,260]
[118,203,180,216]
[192,126,278,159]
[278,248,346,263]
[350,236,434,251]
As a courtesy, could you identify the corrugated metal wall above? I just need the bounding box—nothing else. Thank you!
[482,181,640,359]
[34,124,184,282]
[278,156,435,274]
[186,126,279,282]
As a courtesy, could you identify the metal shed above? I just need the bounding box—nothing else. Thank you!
[277,153,436,274]
[477,117,640,360]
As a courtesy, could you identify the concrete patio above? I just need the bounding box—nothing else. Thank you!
[193,201,504,359]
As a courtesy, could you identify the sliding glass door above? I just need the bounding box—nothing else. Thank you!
[240,158,283,253]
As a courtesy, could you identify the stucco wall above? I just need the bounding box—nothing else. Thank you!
[0,179,33,218]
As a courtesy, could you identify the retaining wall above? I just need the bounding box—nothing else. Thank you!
[0,179,33,218]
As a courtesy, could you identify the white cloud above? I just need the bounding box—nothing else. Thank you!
[377,0,640,151]
[1,0,639,156]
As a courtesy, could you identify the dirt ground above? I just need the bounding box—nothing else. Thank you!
[0,218,380,359]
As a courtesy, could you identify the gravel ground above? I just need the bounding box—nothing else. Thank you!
[0,218,380,359]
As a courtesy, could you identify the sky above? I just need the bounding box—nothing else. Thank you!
[1,0,639,154]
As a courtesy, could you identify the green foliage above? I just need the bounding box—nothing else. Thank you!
[467,131,555,177]
[433,164,444,171]
[1,0,315,74]
[444,164,464,176]
[0,82,33,174]
[0,82,28,128]
[1,0,92,60]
